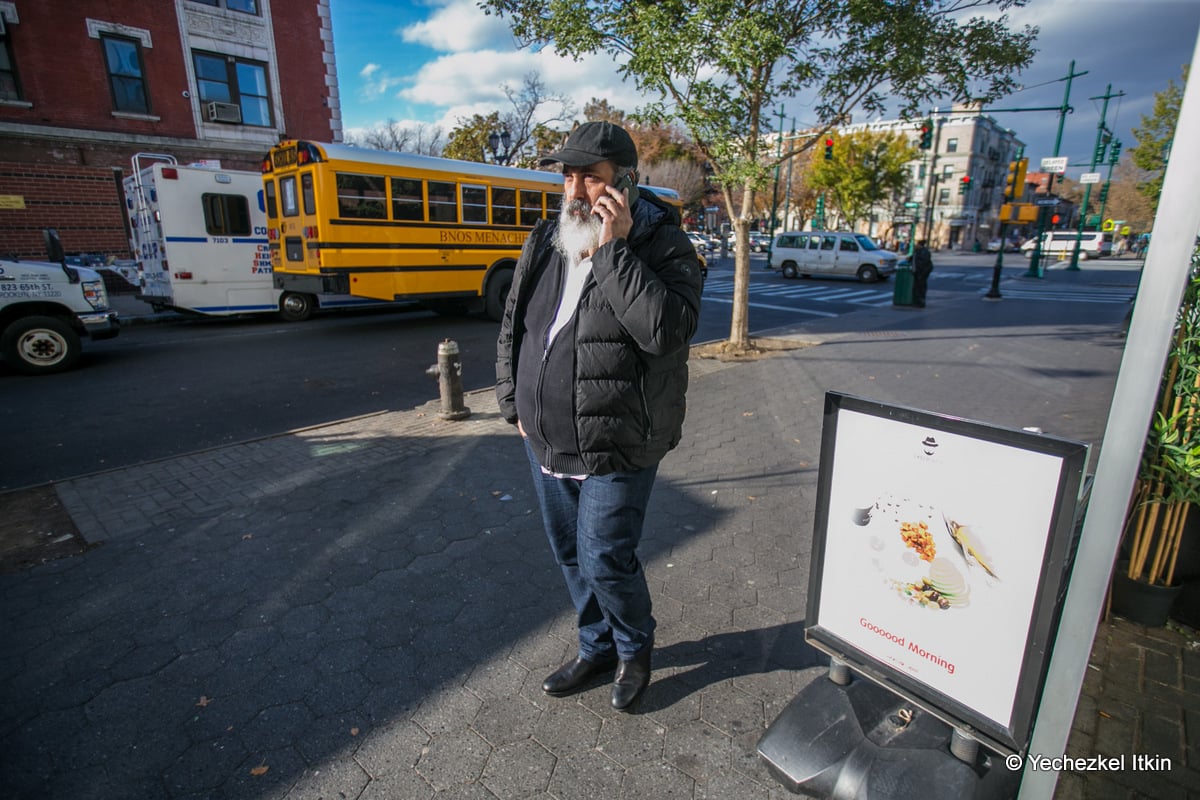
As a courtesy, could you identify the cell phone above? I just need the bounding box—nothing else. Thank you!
[613,173,640,206]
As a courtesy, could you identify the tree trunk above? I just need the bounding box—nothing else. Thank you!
[726,182,756,350]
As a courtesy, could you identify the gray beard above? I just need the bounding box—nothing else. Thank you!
[553,202,602,267]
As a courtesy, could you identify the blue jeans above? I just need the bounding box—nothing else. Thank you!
[524,439,657,662]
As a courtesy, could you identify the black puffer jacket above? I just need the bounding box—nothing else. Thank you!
[496,192,702,475]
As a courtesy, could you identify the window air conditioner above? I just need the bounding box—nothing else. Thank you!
[206,102,242,124]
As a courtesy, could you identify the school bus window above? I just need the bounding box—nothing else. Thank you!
[547,192,562,218]
[264,179,278,219]
[493,187,516,226]
[428,181,457,223]
[520,191,544,226]
[280,176,299,217]
[337,173,386,219]
[202,193,252,236]
[391,178,423,221]
[462,185,487,224]
[301,173,315,215]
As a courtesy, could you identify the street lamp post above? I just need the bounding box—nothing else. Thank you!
[487,128,512,166]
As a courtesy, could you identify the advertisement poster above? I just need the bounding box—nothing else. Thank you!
[807,395,1087,749]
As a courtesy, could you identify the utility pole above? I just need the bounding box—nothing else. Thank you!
[782,118,796,231]
[766,106,786,265]
[921,109,943,245]
[1026,61,1089,277]
[1069,86,1124,270]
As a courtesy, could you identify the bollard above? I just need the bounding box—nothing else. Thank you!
[425,339,471,420]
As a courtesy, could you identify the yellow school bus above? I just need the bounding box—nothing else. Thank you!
[261,140,564,320]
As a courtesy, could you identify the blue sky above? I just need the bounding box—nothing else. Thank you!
[330,0,1200,172]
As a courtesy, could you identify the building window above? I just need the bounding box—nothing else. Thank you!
[938,188,950,204]
[193,51,272,126]
[0,26,20,101]
[946,138,958,153]
[102,35,149,114]
[942,164,954,178]
[190,0,260,15]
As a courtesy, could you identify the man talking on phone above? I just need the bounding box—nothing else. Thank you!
[496,121,702,710]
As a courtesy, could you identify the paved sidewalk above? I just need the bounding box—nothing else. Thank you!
[2,263,1197,799]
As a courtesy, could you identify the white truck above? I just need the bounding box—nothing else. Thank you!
[124,154,384,321]
[0,233,120,375]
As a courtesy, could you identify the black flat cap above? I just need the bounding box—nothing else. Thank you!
[538,121,638,168]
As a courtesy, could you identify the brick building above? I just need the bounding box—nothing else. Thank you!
[0,0,341,259]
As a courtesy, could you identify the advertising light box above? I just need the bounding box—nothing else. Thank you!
[805,393,1089,754]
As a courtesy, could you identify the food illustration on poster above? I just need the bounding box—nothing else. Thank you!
[816,409,1065,729]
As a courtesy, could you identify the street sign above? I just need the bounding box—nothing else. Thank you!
[1040,157,1068,174]
[1035,198,1059,206]
[893,215,915,224]
[903,201,920,209]
[1080,172,1101,184]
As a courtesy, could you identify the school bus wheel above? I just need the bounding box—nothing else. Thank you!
[485,265,514,322]
[279,291,316,322]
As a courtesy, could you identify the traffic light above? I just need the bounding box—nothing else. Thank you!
[1004,157,1028,201]
[958,175,971,195]
[919,120,933,150]
[1094,140,1108,165]
[1109,139,1122,165]
[824,138,834,161]
[1099,184,1109,203]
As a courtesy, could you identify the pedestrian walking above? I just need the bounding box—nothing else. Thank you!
[912,239,934,307]
[495,121,703,711]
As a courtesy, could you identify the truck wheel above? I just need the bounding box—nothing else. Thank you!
[279,292,316,322]
[485,266,513,322]
[857,264,879,283]
[781,261,798,279]
[2,316,82,375]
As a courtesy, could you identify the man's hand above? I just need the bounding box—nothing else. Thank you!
[594,184,633,247]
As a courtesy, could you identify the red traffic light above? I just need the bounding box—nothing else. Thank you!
[960,175,971,185]
[825,138,833,147]
[1051,214,1061,225]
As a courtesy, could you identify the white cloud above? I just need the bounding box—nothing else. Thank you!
[400,0,515,53]
[398,47,655,132]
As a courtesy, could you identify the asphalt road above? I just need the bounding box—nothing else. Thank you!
[0,251,1136,490]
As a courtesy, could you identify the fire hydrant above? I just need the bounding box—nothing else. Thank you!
[426,339,471,420]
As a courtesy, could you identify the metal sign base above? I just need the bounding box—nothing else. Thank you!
[758,673,1020,799]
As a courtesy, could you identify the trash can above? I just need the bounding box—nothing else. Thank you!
[893,261,914,306]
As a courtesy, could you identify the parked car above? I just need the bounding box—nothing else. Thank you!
[747,232,771,253]
[687,232,710,253]
[987,238,1019,253]
[768,231,898,282]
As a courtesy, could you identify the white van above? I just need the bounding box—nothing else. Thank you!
[1,242,119,375]
[1021,230,1112,260]
[769,231,898,282]
[124,154,390,321]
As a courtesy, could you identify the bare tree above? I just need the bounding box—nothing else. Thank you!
[640,159,708,208]
[348,119,444,156]
[445,72,575,166]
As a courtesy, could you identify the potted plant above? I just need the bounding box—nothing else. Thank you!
[1114,248,1200,625]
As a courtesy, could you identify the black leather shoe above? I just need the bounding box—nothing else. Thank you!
[611,646,652,711]
[542,656,617,697]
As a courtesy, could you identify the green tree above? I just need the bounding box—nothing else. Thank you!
[808,131,919,230]
[1131,66,1189,216]
[481,0,1037,350]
